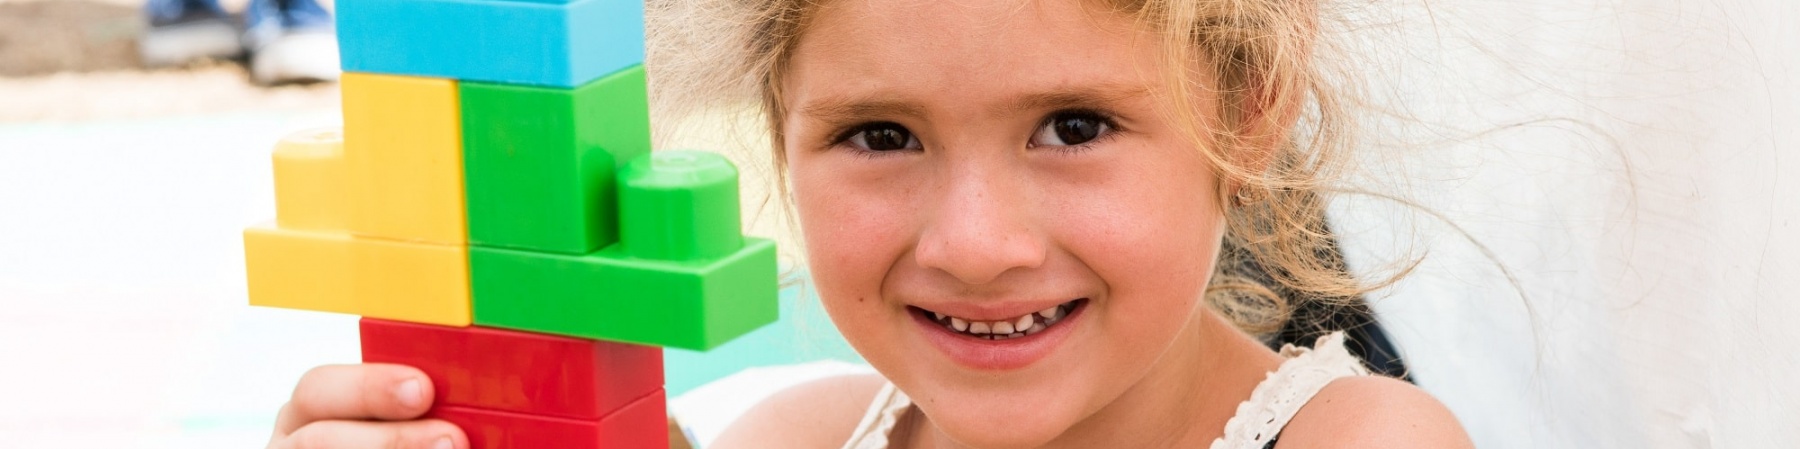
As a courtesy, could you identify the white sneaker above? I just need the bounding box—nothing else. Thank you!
[139,19,242,67]
[248,31,341,84]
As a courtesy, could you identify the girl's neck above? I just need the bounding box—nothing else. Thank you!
[910,311,1285,449]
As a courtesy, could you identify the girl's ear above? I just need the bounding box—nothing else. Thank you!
[1224,5,1315,200]
[1226,72,1305,199]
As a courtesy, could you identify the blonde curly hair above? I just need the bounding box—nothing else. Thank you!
[644,0,1396,336]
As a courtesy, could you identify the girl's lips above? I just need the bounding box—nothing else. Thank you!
[910,300,1085,371]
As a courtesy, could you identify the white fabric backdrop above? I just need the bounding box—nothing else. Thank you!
[1330,1,1798,447]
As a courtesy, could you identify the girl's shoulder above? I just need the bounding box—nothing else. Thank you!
[706,367,1473,449]
[709,373,889,449]
[1272,376,1474,449]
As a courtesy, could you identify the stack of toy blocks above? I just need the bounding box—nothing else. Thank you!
[242,1,779,447]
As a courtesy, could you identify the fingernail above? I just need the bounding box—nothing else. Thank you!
[433,436,454,449]
[396,378,424,409]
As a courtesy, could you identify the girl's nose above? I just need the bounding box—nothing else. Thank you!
[913,164,1048,285]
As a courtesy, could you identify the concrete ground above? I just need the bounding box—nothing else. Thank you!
[0,103,852,447]
[0,110,852,448]
[0,108,349,447]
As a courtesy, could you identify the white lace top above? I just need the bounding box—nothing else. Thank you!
[839,332,1369,449]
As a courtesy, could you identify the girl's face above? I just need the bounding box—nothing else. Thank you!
[784,0,1228,446]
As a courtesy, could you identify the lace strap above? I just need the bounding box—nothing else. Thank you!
[839,382,913,449]
[1210,332,1371,449]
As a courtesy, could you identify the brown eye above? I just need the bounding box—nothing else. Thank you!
[1032,112,1111,147]
[848,123,920,152]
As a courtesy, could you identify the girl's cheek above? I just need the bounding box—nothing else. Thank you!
[791,161,914,299]
[1048,147,1222,303]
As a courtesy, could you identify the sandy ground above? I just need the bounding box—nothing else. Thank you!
[0,66,339,121]
[0,0,338,122]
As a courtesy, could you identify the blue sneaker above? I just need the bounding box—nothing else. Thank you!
[243,0,340,84]
[139,0,242,67]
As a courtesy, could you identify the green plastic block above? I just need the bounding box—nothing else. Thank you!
[462,65,651,254]
[472,151,780,350]
[471,239,779,350]
[619,151,743,261]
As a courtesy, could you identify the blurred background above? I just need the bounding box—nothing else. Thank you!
[0,0,1795,448]
[0,0,866,446]
[0,0,351,446]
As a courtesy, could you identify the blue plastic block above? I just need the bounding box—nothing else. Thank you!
[336,0,644,88]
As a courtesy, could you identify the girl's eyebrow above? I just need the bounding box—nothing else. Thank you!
[798,97,928,124]
[796,84,1150,123]
[1003,84,1151,114]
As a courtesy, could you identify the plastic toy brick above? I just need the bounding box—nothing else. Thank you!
[341,73,467,245]
[472,151,778,350]
[335,0,643,88]
[433,389,668,449]
[359,318,663,419]
[271,128,347,231]
[470,239,777,350]
[244,224,471,326]
[244,224,354,315]
[617,151,744,261]
[461,65,651,254]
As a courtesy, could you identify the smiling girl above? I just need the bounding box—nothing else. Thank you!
[265,0,1472,448]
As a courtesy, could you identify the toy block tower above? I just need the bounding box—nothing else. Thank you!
[242,1,779,447]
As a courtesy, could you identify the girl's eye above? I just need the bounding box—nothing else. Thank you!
[845,123,922,152]
[1031,112,1112,147]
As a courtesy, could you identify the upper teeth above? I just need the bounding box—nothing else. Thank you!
[926,300,1078,340]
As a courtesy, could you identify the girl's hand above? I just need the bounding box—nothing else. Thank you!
[266,363,469,449]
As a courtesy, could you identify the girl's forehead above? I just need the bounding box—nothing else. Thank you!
[787,0,1160,109]
[803,0,1141,47]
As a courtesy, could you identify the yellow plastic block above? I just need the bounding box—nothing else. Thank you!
[272,128,349,231]
[244,223,471,326]
[245,224,355,314]
[342,72,467,245]
[354,235,472,326]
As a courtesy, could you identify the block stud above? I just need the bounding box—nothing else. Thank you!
[271,128,346,231]
[618,151,743,261]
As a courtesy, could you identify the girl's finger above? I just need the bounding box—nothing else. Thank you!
[274,363,435,435]
[272,418,466,449]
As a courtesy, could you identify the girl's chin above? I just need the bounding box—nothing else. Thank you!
[900,368,1098,449]
[915,402,1079,449]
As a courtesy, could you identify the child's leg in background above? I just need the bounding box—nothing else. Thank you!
[242,0,340,83]
[140,0,240,67]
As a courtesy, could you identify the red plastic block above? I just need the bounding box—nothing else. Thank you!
[434,390,668,449]
[359,319,663,419]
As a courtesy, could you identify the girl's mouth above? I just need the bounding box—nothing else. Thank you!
[907,298,1089,371]
[909,298,1088,341]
